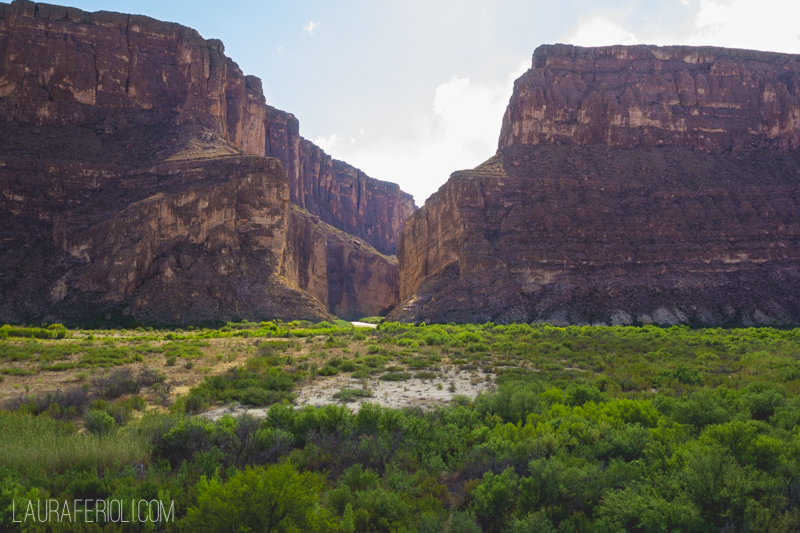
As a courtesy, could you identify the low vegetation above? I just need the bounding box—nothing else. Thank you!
[2,320,800,531]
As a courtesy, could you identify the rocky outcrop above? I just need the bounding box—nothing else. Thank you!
[0,121,331,324]
[499,44,800,153]
[0,0,413,253]
[392,45,800,326]
[283,206,399,320]
[265,106,415,255]
[0,0,409,323]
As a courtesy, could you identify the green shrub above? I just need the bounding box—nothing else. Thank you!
[318,365,339,376]
[183,463,327,532]
[333,388,373,402]
[380,372,411,381]
[83,410,116,437]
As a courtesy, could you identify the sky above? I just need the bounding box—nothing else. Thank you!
[63,0,800,205]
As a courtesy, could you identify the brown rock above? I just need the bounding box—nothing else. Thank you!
[0,1,410,323]
[265,106,415,254]
[283,207,399,320]
[392,45,800,326]
[499,44,800,154]
[0,121,332,324]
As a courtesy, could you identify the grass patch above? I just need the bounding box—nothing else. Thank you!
[0,411,149,474]
[333,388,373,402]
[380,371,412,381]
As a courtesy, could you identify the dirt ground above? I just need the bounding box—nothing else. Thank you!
[202,368,494,420]
[0,326,498,416]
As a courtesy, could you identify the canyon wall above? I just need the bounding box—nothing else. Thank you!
[0,122,332,323]
[0,0,408,323]
[0,0,413,254]
[283,206,399,320]
[499,44,800,153]
[392,44,800,326]
[264,106,415,255]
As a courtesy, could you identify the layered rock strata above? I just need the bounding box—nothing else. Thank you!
[0,122,327,323]
[265,106,415,255]
[0,0,413,253]
[499,44,800,153]
[0,0,407,323]
[392,44,800,326]
[283,206,399,320]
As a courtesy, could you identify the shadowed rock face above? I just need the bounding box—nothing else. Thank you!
[392,44,800,327]
[0,1,406,324]
[283,207,399,320]
[264,106,415,255]
[0,0,414,255]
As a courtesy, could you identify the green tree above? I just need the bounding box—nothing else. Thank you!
[183,462,329,532]
[469,468,518,533]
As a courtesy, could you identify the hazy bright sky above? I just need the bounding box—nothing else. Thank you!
[64,0,800,205]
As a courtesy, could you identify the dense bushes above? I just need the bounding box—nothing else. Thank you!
[184,462,328,532]
[190,367,297,407]
[5,321,800,531]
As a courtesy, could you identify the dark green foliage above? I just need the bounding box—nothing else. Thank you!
[318,364,339,376]
[470,468,518,532]
[7,321,800,532]
[190,367,295,407]
[380,371,411,381]
[183,462,327,532]
[334,388,373,402]
[83,409,116,436]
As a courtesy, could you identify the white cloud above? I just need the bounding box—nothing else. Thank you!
[316,62,530,204]
[313,134,338,152]
[568,17,638,47]
[277,46,284,54]
[690,0,800,53]
[359,126,365,136]
[303,21,318,33]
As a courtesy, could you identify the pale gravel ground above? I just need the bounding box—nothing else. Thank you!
[201,367,495,420]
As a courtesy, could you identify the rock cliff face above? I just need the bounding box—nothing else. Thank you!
[0,0,408,323]
[392,44,800,326]
[0,121,334,324]
[283,206,399,320]
[264,106,415,255]
[0,0,414,256]
[499,44,800,153]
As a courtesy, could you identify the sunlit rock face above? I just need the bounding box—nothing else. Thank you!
[499,44,800,154]
[391,44,800,326]
[0,0,409,323]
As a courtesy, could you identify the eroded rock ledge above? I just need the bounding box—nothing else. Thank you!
[0,1,408,323]
[0,0,413,253]
[392,45,800,326]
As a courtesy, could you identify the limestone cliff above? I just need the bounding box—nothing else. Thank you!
[265,106,415,255]
[283,206,399,320]
[0,0,414,256]
[0,0,409,323]
[392,44,800,326]
[499,44,800,153]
